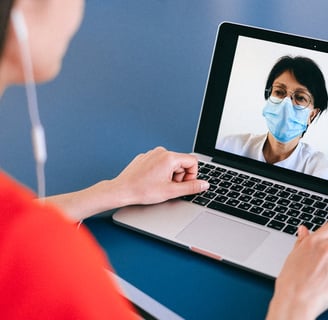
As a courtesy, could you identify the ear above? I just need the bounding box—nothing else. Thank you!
[309,108,320,124]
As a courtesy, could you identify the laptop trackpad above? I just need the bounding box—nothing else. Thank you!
[175,211,269,262]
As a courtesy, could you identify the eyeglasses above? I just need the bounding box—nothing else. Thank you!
[266,85,313,109]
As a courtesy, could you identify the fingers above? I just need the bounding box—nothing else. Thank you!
[295,223,328,250]
[295,225,310,246]
[168,179,209,199]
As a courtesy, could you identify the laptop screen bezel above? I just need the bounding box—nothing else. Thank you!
[194,22,328,194]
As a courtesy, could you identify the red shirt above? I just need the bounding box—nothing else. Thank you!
[0,172,137,319]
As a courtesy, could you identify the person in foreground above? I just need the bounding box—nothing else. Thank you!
[0,0,328,319]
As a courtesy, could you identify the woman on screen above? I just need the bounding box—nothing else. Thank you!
[219,56,328,179]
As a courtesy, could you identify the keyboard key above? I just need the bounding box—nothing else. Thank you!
[231,184,244,192]
[203,191,217,199]
[192,196,210,206]
[277,198,291,206]
[315,210,327,218]
[299,213,313,221]
[289,202,303,210]
[277,191,290,198]
[262,202,275,210]
[262,210,276,218]
[265,195,279,203]
[219,181,232,188]
[199,167,211,174]
[289,194,302,201]
[286,209,300,218]
[275,205,288,214]
[253,191,266,199]
[287,217,301,226]
[227,191,240,199]
[250,198,264,206]
[221,174,233,181]
[283,225,298,235]
[209,170,221,178]
[286,187,297,193]
[209,184,217,192]
[298,191,310,197]
[207,201,269,225]
[314,201,327,210]
[250,206,264,214]
[311,195,323,201]
[216,187,229,195]
[254,184,267,191]
[197,173,210,181]
[181,194,195,201]
[238,173,249,179]
[204,163,216,169]
[237,193,250,201]
[275,213,288,222]
[209,177,220,185]
[312,216,325,226]
[242,180,255,188]
[267,220,285,231]
[238,202,252,211]
[242,188,255,195]
[231,177,244,184]
[266,187,279,195]
[301,198,315,205]
[215,195,228,203]
[226,199,240,207]
[301,206,316,214]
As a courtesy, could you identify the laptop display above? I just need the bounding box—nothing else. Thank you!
[195,22,328,191]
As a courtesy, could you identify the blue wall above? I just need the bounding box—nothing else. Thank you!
[1,0,328,196]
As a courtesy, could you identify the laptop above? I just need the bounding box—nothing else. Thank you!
[113,22,328,279]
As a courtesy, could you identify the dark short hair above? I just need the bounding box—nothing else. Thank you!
[0,0,15,59]
[264,55,328,115]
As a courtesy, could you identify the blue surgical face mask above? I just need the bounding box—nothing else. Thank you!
[262,97,310,143]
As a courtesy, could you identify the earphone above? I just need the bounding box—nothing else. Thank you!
[10,9,47,199]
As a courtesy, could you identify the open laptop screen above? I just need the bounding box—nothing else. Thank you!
[194,22,328,192]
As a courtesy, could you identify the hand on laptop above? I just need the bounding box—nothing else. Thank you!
[45,147,209,221]
[267,224,328,320]
[114,146,209,205]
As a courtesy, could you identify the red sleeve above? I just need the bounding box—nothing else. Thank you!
[0,172,138,319]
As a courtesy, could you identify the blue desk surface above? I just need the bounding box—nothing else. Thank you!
[85,215,273,319]
[2,1,328,319]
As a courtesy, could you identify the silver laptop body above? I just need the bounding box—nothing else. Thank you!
[113,22,328,278]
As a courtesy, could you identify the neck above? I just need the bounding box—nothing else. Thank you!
[263,133,299,164]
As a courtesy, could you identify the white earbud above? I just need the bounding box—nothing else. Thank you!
[11,9,47,198]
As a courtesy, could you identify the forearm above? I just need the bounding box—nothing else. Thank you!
[44,179,135,222]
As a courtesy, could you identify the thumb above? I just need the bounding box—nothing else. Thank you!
[171,179,209,198]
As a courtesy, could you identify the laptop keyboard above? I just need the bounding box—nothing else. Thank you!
[182,161,328,236]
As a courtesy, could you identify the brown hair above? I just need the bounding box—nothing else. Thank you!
[0,0,15,59]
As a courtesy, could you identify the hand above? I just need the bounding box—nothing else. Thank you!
[45,147,209,221]
[267,224,328,320]
[114,146,209,205]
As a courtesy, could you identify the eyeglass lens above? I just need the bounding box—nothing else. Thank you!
[269,85,311,107]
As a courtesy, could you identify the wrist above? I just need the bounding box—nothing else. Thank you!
[89,178,139,211]
[266,286,316,320]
